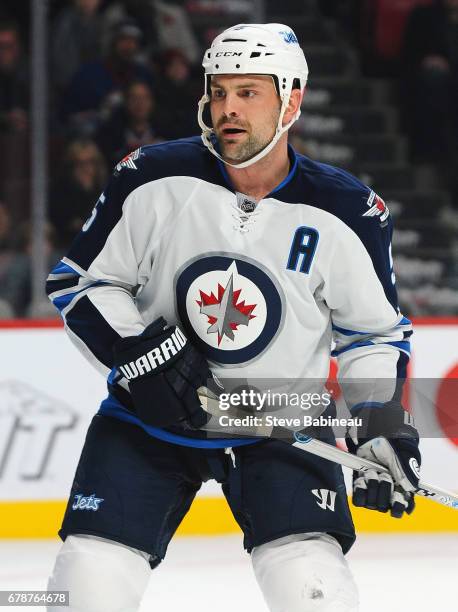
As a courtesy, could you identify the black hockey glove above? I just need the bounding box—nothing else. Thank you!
[345,401,421,518]
[113,317,211,429]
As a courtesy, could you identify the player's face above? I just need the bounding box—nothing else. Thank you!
[209,74,281,163]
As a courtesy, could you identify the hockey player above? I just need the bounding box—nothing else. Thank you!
[46,23,420,612]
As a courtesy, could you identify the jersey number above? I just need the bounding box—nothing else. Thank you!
[286,226,319,274]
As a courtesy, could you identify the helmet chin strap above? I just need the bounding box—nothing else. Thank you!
[197,93,300,169]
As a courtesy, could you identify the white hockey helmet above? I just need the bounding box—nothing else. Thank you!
[197,23,309,168]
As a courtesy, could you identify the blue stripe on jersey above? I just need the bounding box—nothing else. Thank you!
[98,395,259,449]
[51,281,109,312]
[269,146,298,194]
[47,261,82,296]
[53,290,83,312]
[216,144,298,194]
[50,261,80,275]
[386,340,411,354]
[107,367,118,385]
[331,340,375,357]
[332,324,374,336]
[332,338,411,357]
[333,320,412,337]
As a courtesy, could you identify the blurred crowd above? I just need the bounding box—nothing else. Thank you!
[321,0,458,178]
[0,0,204,317]
[0,0,457,317]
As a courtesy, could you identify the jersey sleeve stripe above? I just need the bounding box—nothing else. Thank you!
[50,261,81,275]
[51,281,110,313]
[46,276,82,295]
[331,324,374,336]
[331,339,375,356]
[331,337,411,357]
[386,340,411,355]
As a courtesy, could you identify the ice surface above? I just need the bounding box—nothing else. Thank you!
[0,534,456,611]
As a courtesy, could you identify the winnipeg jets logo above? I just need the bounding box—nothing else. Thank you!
[175,254,285,365]
[115,148,141,172]
[312,489,336,511]
[279,30,299,44]
[72,493,104,511]
[362,190,389,223]
[197,274,256,345]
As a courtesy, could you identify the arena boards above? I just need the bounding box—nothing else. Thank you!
[0,319,457,537]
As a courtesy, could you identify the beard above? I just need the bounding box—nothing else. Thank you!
[215,108,280,163]
[218,132,268,163]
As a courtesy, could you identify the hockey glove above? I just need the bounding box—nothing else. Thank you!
[346,401,421,518]
[113,317,211,429]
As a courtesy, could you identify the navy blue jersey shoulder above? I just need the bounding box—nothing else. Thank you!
[67,137,224,271]
[139,136,224,185]
[280,153,371,221]
[276,152,399,311]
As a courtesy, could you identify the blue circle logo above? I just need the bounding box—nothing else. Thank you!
[175,254,284,365]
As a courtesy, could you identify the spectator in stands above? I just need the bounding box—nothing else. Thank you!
[154,0,200,65]
[154,49,200,138]
[96,80,169,166]
[49,139,107,250]
[401,0,458,171]
[0,20,28,133]
[101,0,158,57]
[62,19,154,135]
[51,0,105,92]
[0,221,59,317]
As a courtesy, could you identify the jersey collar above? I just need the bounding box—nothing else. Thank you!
[216,144,298,196]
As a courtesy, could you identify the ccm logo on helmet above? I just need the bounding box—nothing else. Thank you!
[118,328,187,380]
[215,51,243,57]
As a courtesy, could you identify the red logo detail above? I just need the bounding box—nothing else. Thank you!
[375,195,386,213]
[197,283,256,345]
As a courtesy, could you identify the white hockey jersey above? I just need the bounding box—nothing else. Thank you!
[46,137,412,448]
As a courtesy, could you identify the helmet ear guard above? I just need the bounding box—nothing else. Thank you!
[198,23,309,169]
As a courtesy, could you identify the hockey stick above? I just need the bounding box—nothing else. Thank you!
[197,387,458,510]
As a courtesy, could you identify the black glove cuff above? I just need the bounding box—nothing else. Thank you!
[352,401,419,444]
